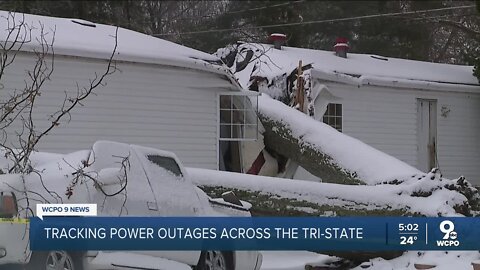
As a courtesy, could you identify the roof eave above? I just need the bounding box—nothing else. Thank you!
[311,68,480,94]
[12,42,243,92]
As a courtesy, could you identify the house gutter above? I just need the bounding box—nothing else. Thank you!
[310,69,480,94]
[4,39,243,93]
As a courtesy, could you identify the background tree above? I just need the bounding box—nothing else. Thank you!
[0,0,478,71]
[0,11,128,221]
[0,12,117,173]
[473,0,480,81]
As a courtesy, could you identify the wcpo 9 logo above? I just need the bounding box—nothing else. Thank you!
[437,220,460,247]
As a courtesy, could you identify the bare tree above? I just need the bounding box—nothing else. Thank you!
[0,13,126,261]
[0,11,123,223]
[65,151,131,215]
[0,12,118,175]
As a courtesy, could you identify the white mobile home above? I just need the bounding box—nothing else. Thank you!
[0,11,258,172]
[218,41,480,186]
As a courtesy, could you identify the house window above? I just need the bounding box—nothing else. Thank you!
[323,103,342,132]
[218,93,258,173]
[219,93,258,141]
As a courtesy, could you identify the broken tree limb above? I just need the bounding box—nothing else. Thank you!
[188,168,478,217]
[199,185,409,217]
[201,181,406,262]
[189,168,480,262]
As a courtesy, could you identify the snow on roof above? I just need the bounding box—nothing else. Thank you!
[285,45,478,85]
[220,42,480,91]
[0,11,238,83]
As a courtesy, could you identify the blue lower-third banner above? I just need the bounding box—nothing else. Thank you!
[29,217,480,251]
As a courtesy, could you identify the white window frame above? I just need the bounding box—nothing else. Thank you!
[216,91,259,171]
[217,91,259,142]
[322,103,343,132]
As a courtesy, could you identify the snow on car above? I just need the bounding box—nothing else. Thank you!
[0,140,262,270]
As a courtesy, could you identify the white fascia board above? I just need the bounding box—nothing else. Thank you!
[311,68,480,94]
[9,41,243,93]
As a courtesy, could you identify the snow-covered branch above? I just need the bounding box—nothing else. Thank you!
[190,167,479,217]
[0,12,118,174]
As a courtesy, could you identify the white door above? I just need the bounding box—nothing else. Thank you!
[417,99,437,172]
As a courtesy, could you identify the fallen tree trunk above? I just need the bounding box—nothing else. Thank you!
[259,114,480,214]
[200,185,409,217]
[196,175,409,262]
[188,168,478,217]
[260,115,364,185]
[189,168,479,261]
[206,184,407,262]
[256,95,421,185]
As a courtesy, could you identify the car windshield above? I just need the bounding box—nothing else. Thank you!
[146,155,183,177]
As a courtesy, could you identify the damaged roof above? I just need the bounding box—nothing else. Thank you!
[217,42,480,92]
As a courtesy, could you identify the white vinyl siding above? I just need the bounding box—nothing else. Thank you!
[436,93,480,184]
[1,52,237,170]
[323,84,418,167]
[320,81,480,186]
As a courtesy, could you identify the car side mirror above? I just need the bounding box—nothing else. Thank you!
[221,191,242,207]
[96,167,126,186]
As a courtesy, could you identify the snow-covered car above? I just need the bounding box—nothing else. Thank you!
[0,141,262,270]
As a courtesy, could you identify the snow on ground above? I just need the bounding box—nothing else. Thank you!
[187,167,465,217]
[256,94,422,185]
[0,149,64,173]
[353,251,480,270]
[89,251,192,270]
[1,143,478,268]
[29,151,64,167]
[260,251,480,270]
[260,251,337,270]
